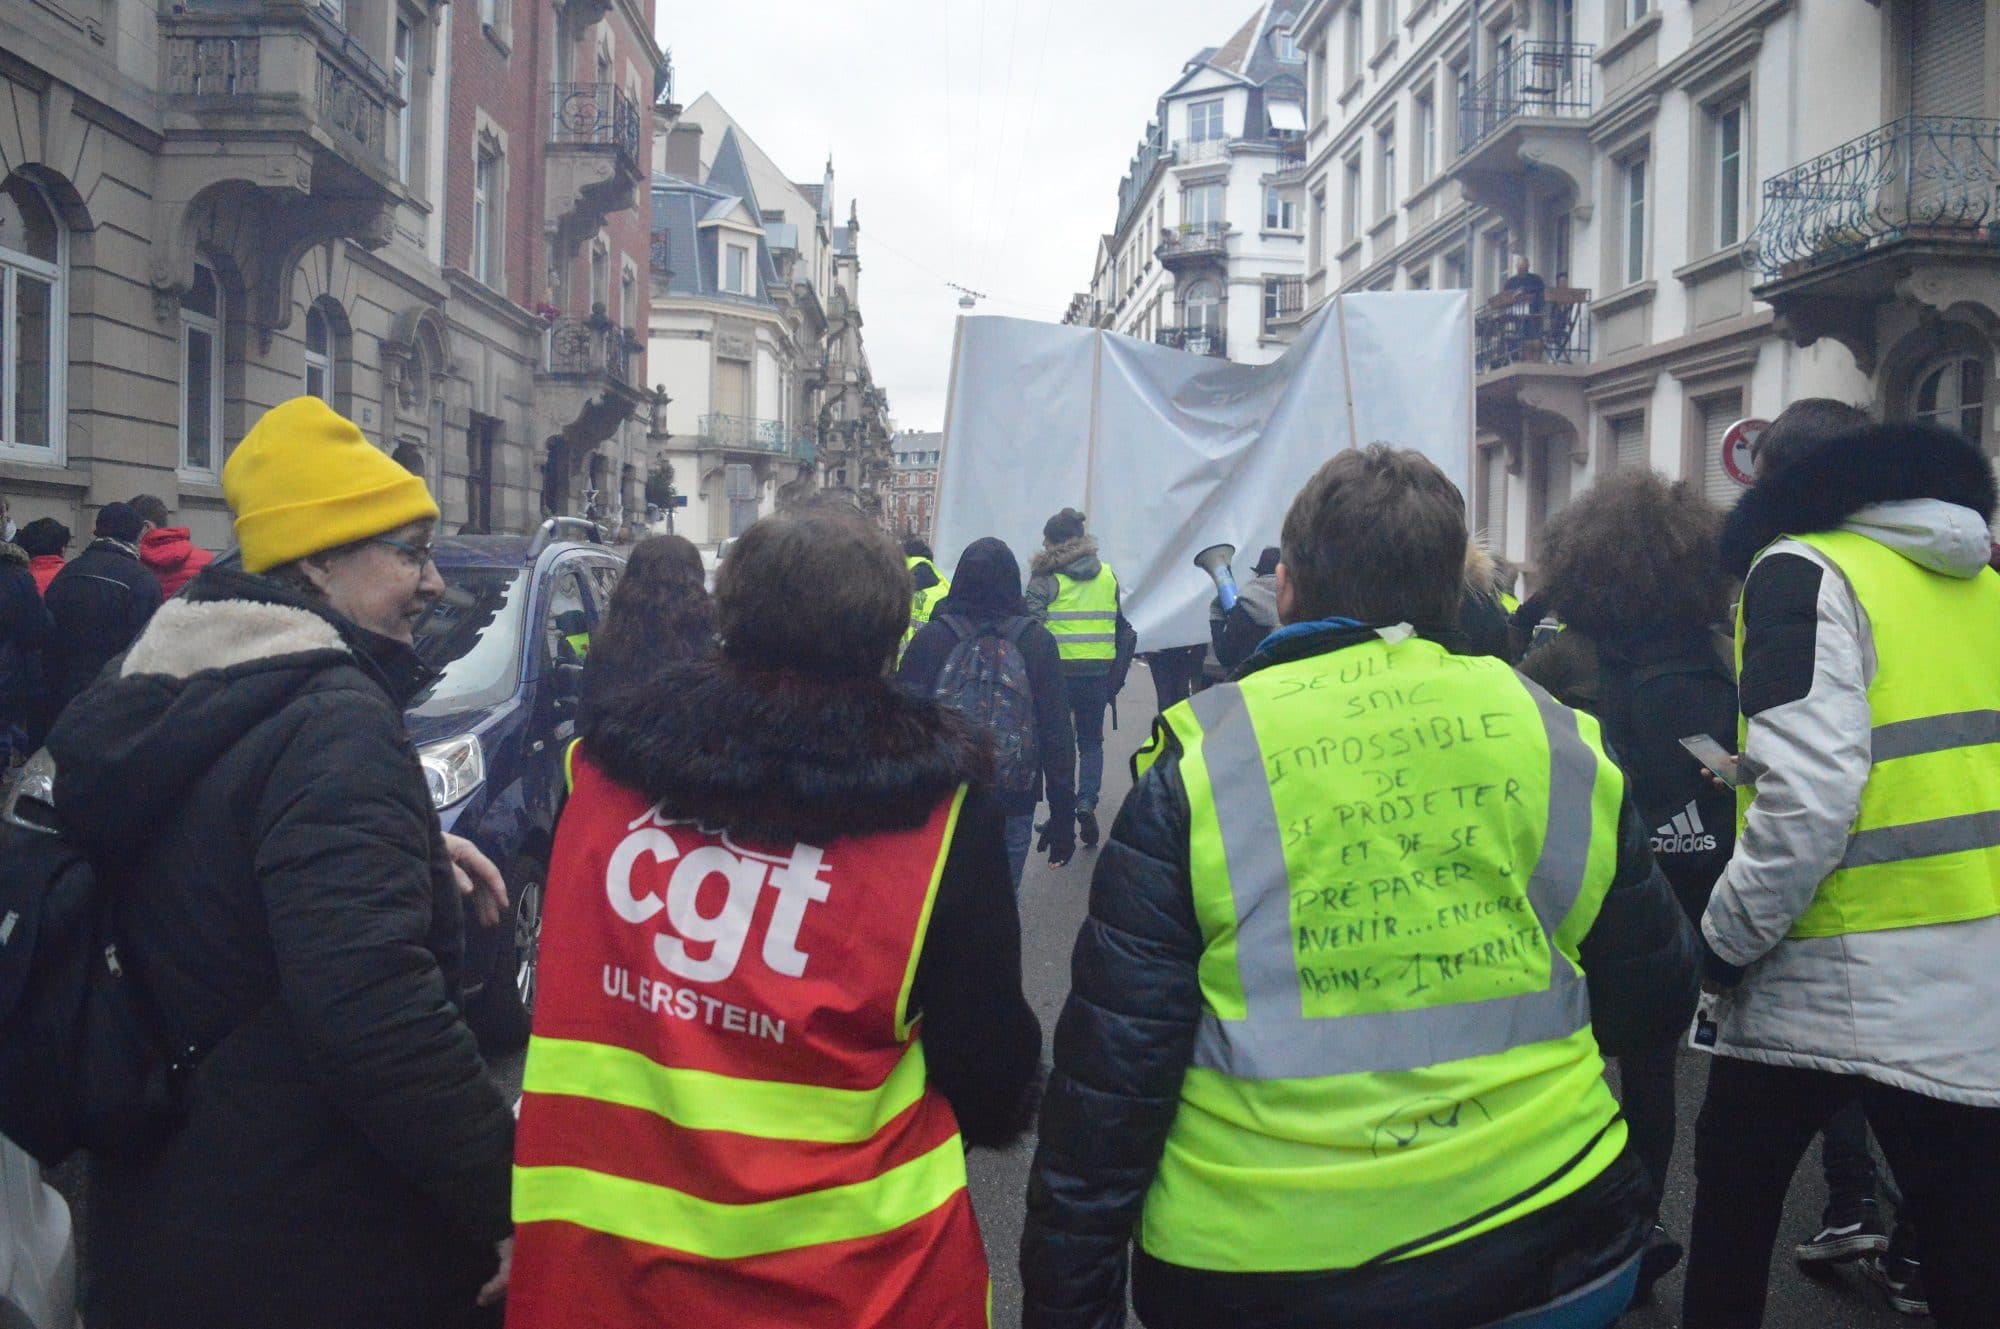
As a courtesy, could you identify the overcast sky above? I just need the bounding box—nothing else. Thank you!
[654,0,1252,432]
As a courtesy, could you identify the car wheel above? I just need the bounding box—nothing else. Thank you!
[468,868,543,1054]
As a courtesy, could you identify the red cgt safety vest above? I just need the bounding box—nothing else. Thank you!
[507,755,990,1329]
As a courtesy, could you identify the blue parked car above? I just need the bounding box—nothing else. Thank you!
[406,519,622,1050]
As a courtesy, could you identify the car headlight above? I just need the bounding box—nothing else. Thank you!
[418,734,486,809]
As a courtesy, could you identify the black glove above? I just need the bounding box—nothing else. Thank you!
[1037,817,1076,868]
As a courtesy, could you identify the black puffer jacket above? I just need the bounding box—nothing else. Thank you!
[582,657,1044,1146]
[46,568,514,1329]
[1021,622,1698,1329]
[41,538,161,728]
[0,541,50,736]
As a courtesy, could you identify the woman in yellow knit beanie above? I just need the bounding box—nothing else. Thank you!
[43,397,519,1328]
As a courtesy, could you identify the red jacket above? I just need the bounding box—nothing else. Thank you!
[138,527,213,598]
[508,755,991,1329]
[28,556,63,596]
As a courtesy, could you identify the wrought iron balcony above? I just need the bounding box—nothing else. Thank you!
[696,414,801,456]
[549,83,643,169]
[1156,325,1228,358]
[1746,116,2000,280]
[544,317,633,384]
[1157,222,1232,266]
[1474,289,1591,374]
[1458,42,1594,155]
[1172,137,1230,164]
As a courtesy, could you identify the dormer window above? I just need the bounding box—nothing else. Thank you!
[1276,27,1301,61]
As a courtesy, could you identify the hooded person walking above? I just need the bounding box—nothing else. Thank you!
[43,397,517,1329]
[1026,508,1133,850]
[900,536,1078,883]
[41,501,161,728]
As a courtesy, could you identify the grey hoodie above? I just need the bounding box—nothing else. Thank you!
[1702,499,2000,1105]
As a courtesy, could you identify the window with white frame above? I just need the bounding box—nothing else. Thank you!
[1276,27,1301,62]
[472,145,499,286]
[725,242,749,294]
[1375,0,1395,47]
[1375,123,1397,218]
[1264,185,1298,231]
[1628,0,1650,22]
[479,0,500,27]
[1452,62,1473,152]
[1183,182,1224,228]
[394,19,414,183]
[1622,154,1648,286]
[1714,101,1746,250]
[1263,276,1286,325]
[1914,355,1986,442]
[179,263,223,477]
[0,175,65,462]
[1311,48,1328,121]
[1477,445,1507,548]
[1184,280,1221,339]
[1342,156,1362,241]
[304,305,333,402]
[1188,99,1225,143]
[1414,90,1437,186]
[1343,2,1364,84]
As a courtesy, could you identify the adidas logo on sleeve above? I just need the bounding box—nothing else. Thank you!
[1652,801,1719,855]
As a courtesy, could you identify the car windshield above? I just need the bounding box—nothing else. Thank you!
[409,567,527,716]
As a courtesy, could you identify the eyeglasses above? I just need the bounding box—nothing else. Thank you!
[370,536,436,568]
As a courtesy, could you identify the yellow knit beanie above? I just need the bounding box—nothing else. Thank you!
[224,397,440,573]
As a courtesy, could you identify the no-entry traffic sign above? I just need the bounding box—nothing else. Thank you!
[1722,418,1768,487]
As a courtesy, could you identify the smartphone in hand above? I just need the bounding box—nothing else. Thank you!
[1679,735,1740,788]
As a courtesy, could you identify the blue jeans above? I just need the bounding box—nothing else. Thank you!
[1478,1253,1640,1328]
[1004,814,1033,889]
[1064,672,1109,812]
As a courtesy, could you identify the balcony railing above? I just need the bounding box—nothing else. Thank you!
[1157,222,1232,262]
[1458,42,1594,155]
[1172,137,1230,163]
[697,414,815,460]
[549,82,642,170]
[162,4,393,168]
[1474,288,1591,374]
[1156,325,1228,358]
[1745,115,2000,279]
[545,318,632,383]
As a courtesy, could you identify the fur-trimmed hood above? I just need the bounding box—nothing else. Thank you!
[0,540,25,571]
[1722,422,1998,577]
[1464,541,1500,596]
[1031,536,1101,579]
[582,661,992,845]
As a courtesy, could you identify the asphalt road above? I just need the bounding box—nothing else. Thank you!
[491,665,1912,1328]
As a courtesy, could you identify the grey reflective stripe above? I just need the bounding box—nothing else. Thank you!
[1188,673,1599,1081]
[1055,633,1116,644]
[1045,611,1115,622]
[1841,808,2000,869]
[1871,710,2000,763]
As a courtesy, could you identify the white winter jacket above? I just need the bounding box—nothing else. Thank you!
[1702,496,2000,1106]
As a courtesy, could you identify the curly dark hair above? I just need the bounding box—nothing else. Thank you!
[1537,468,1727,637]
[588,535,715,694]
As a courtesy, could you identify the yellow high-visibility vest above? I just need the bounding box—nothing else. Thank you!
[1045,565,1119,664]
[1138,631,1627,1272]
[1738,530,2000,937]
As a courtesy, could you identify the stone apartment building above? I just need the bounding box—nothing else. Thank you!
[647,92,895,548]
[888,430,941,544]
[1277,0,1997,573]
[1062,4,1313,366]
[0,0,665,550]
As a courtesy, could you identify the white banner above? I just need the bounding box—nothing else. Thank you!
[934,293,1473,650]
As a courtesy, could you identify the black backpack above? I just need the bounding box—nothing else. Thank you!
[0,765,204,1166]
[934,616,1042,797]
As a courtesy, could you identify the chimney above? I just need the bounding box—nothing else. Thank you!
[664,122,703,181]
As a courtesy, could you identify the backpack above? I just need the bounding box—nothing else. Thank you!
[934,616,1042,797]
[0,763,202,1167]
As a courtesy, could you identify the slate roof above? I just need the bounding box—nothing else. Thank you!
[651,127,783,304]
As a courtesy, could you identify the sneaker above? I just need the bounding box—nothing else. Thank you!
[1796,1201,1888,1264]
[1863,1253,1931,1316]
[1078,809,1100,848]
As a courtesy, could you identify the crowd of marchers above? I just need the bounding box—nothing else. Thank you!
[2,391,1998,1329]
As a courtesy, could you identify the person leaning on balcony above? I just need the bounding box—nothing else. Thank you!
[1504,255,1548,316]
[1020,444,1698,1329]
[1679,415,2000,1329]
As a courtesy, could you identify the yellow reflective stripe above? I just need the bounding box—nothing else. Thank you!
[897,784,968,1040]
[513,1136,968,1260]
[563,738,580,794]
[522,1036,930,1143]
